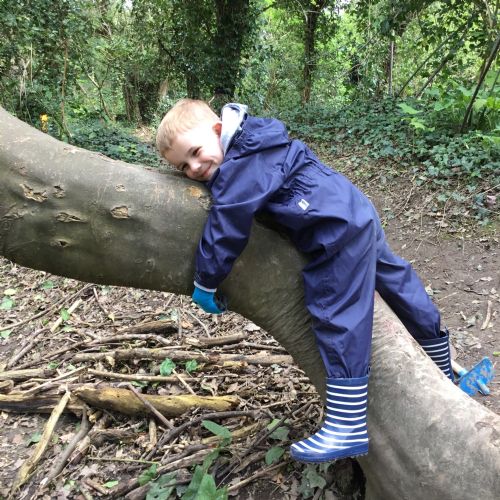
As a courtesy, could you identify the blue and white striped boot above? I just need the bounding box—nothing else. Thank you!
[290,376,369,463]
[418,330,454,382]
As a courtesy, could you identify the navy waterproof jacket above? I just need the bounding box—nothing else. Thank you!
[194,115,378,291]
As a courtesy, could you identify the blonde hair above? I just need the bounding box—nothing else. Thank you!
[156,99,219,157]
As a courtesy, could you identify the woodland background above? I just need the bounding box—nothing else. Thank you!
[0,0,498,210]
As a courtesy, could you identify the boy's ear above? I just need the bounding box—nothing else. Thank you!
[212,121,222,137]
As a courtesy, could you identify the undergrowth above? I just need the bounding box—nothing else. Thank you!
[53,118,164,169]
[278,98,499,226]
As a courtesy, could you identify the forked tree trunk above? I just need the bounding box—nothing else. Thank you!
[0,107,499,499]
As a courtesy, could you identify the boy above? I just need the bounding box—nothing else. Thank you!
[156,99,454,463]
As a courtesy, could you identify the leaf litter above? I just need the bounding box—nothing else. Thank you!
[0,259,365,499]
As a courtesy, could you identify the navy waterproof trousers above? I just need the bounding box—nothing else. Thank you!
[303,220,441,378]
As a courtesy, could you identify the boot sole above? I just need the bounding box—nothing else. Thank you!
[290,446,368,464]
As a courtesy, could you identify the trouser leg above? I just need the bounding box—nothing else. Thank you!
[302,222,377,379]
[375,231,441,341]
[374,230,453,381]
[291,223,376,463]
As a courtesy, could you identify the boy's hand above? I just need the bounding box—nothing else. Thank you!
[192,286,227,314]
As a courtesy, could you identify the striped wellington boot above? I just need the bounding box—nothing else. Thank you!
[290,376,369,463]
[418,330,454,382]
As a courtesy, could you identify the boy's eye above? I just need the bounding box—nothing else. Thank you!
[193,148,200,156]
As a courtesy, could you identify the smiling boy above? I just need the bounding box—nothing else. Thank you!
[156,98,454,463]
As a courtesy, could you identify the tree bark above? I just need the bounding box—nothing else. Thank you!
[0,108,499,499]
[302,0,326,104]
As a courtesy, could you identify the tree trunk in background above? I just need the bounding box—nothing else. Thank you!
[211,0,252,110]
[123,75,141,123]
[302,0,326,104]
[1,108,499,500]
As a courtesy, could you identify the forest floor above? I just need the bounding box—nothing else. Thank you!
[0,141,498,500]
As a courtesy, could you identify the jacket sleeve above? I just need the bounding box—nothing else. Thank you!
[194,147,287,290]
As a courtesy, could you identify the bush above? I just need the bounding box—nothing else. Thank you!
[65,119,163,168]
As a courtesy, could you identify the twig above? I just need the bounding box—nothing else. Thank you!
[9,390,71,497]
[218,414,289,483]
[43,408,91,485]
[185,332,247,347]
[6,328,48,368]
[226,461,289,493]
[92,286,112,318]
[88,368,197,383]
[72,348,294,366]
[481,300,493,330]
[173,369,196,395]
[144,410,257,461]
[127,383,174,430]
[88,456,159,464]
[0,283,92,332]
[83,478,109,495]
[184,309,211,336]
[49,298,83,333]
[23,367,86,396]
[149,418,157,450]
[88,333,172,346]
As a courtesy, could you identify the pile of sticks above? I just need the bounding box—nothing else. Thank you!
[0,280,319,498]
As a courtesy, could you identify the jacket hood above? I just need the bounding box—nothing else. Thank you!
[222,106,290,159]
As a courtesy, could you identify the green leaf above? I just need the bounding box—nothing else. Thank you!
[60,308,70,321]
[398,103,421,115]
[305,464,327,489]
[185,360,199,373]
[0,297,14,310]
[195,473,217,499]
[202,420,232,443]
[138,464,158,486]
[493,352,500,357]
[181,465,206,500]
[267,420,289,441]
[265,446,284,465]
[1,330,12,339]
[146,472,177,500]
[103,480,119,488]
[160,358,176,376]
[41,280,54,290]
[28,432,42,445]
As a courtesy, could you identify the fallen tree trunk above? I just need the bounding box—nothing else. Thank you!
[0,107,499,499]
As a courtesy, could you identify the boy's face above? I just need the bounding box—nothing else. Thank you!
[165,122,224,182]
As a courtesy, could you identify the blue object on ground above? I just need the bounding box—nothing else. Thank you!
[452,358,494,396]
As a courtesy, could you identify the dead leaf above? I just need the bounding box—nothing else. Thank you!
[244,322,260,332]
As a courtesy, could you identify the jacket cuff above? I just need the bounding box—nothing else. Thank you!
[194,272,220,291]
[193,281,216,293]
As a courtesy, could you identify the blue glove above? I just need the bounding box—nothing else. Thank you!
[192,286,227,314]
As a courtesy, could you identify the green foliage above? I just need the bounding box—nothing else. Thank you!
[146,472,177,500]
[265,446,285,464]
[185,360,199,373]
[266,418,290,441]
[159,358,176,376]
[298,463,331,498]
[280,97,499,222]
[180,450,228,500]
[68,119,163,167]
[139,464,159,486]
[202,420,232,446]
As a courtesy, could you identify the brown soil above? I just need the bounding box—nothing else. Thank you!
[0,150,498,499]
